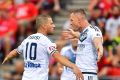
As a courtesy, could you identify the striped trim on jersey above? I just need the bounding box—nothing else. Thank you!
[50,50,58,55]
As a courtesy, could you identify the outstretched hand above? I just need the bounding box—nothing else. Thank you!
[62,29,80,40]
[2,58,7,64]
[72,66,84,80]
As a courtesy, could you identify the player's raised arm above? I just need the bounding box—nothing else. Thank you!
[2,49,19,64]
[52,52,84,80]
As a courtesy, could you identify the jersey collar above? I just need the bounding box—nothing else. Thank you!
[70,45,77,54]
[82,24,91,33]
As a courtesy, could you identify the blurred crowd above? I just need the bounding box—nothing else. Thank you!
[0,0,62,80]
[0,0,120,80]
[88,0,120,79]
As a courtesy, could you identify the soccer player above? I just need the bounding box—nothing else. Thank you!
[63,9,103,80]
[2,15,83,80]
[58,38,78,80]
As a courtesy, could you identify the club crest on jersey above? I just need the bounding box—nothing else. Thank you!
[79,33,87,42]
[79,29,88,42]
[49,46,56,51]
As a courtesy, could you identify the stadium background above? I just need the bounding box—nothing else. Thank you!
[0,0,120,80]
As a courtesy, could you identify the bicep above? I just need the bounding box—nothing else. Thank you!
[93,37,103,48]
[91,29,103,46]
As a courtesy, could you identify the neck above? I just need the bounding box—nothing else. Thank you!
[79,20,90,32]
[37,28,47,36]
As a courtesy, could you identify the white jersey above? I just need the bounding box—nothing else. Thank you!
[76,25,103,73]
[60,45,76,80]
[16,33,57,80]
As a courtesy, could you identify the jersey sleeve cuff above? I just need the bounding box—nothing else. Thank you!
[16,48,22,54]
[50,50,58,55]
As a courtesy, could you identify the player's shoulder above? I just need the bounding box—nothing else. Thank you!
[89,25,101,33]
[88,25,103,39]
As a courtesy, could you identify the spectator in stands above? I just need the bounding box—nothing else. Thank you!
[53,0,61,12]
[59,0,71,10]
[8,0,16,18]
[16,0,38,23]
[97,17,106,32]
[102,31,113,59]
[2,72,12,80]
[40,0,61,18]
[30,0,44,12]
[114,0,120,6]
[12,75,21,80]
[15,0,38,44]
[0,9,18,57]
[0,0,16,18]
[89,6,102,26]
[88,0,119,19]
[108,25,120,63]
[15,22,32,47]
[26,0,61,14]
[11,60,24,80]
[105,5,120,39]
[99,26,120,72]
[49,62,60,80]
[0,0,9,10]
[99,0,114,17]
[98,45,120,78]
[14,0,24,5]
[112,25,120,47]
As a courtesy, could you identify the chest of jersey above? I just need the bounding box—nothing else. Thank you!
[78,29,92,47]
[77,28,96,54]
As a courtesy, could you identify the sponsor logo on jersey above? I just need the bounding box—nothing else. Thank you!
[25,61,41,68]
[28,36,41,40]
[78,44,85,51]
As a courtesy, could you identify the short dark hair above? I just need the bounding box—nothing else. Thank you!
[36,15,50,29]
[71,9,87,17]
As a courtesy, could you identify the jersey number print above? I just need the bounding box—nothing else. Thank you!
[25,42,37,60]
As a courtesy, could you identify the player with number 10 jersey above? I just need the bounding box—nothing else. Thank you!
[17,33,57,80]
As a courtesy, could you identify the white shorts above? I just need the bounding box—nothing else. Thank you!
[61,72,98,80]
[83,74,98,80]
[60,72,76,80]
[61,75,76,80]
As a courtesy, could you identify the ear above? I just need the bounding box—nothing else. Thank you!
[77,17,81,24]
[41,24,47,30]
[77,15,84,23]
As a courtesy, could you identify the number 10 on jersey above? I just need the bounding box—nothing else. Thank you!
[25,42,37,60]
